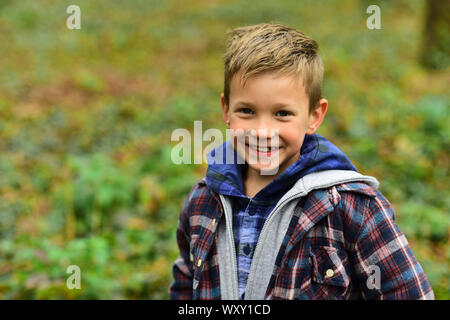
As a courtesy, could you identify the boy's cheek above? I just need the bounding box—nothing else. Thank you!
[229,117,250,130]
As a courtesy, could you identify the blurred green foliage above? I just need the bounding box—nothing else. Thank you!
[0,0,448,299]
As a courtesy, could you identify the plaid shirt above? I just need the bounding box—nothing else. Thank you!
[169,177,434,300]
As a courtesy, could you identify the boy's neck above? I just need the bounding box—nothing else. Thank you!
[242,152,301,198]
[243,168,273,198]
[242,163,287,198]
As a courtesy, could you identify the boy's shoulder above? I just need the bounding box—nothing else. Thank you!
[297,170,387,216]
[334,181,378,198]
[307,178,393,217]
[184,177,210,204]
[331,180,393,217]
[179,177,219,220]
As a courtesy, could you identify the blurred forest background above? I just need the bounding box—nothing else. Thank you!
[0,0,448,299]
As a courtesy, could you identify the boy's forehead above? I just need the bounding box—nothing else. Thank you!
[229,70,306,98]
[231,70,303,88]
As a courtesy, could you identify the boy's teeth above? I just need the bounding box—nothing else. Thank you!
[249,145,279,152]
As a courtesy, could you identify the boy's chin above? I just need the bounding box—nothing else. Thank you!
[243,149,301,177]
[250,166,280,176]
[245,158,282,176]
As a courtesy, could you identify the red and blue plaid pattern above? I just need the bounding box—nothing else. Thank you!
[169,178,434,300]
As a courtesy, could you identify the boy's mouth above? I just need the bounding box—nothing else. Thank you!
[246,143,281,157]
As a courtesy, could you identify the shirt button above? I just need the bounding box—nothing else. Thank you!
[326,269,334,278]
[243,244,251,256]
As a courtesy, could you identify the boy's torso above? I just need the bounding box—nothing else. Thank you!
[187,171,381,299]
[172,170,433,300]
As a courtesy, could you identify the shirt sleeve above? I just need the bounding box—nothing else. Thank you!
[168,183,199,300]
[351,190,434,300]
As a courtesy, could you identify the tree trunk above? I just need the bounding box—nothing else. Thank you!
[421,0,450,69]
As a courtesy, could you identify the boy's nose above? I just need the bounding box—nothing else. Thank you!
[247,128,280,145]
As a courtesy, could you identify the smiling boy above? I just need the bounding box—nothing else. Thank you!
[169,23,434,300]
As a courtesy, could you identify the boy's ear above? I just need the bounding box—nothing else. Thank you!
[306,98,328,135]
[221,93,230,128]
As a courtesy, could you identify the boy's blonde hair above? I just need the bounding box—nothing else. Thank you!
[223,23,324,113]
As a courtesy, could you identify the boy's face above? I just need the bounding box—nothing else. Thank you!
[221,71,327,177]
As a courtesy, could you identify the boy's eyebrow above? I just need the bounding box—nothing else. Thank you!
[234,101,292,108]
[234,101,254,108]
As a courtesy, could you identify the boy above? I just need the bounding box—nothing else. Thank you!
[169,23,434,300]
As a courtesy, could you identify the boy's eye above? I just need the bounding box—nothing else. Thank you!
[276,110,292,117]
[238,108,254,114]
